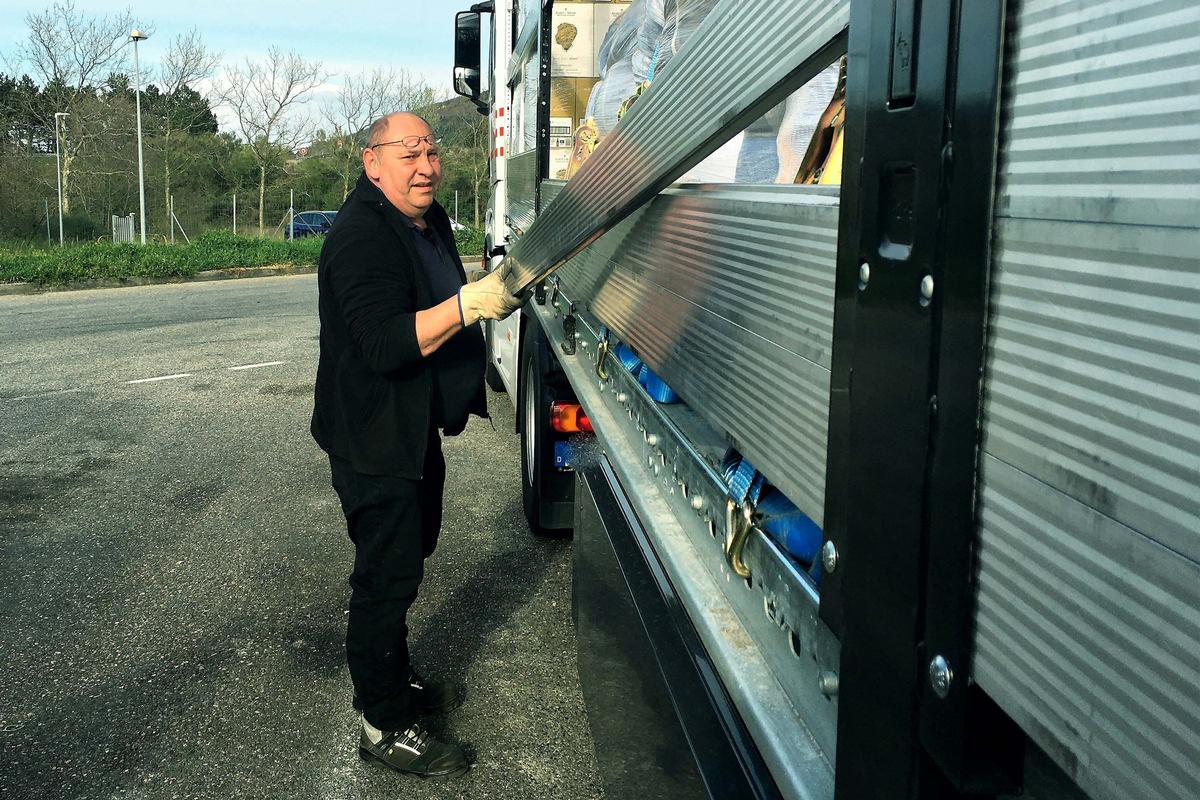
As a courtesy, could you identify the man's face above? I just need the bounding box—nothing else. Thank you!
[363,115,442,221]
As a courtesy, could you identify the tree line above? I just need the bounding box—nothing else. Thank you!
[0,2,487,243]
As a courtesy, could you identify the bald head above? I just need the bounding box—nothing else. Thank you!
[367,112,430,148]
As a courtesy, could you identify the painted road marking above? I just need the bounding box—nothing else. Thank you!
[126,373,193,384]
[227,361,286,371]
[7,388,84,402]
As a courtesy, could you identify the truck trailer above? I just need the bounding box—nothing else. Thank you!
[451,0,1200,798]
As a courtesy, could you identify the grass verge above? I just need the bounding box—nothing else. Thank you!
[1,226,485,286]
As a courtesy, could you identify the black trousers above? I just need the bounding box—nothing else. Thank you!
[328,428,445,731]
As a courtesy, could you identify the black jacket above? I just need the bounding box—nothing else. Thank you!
[311,172,486,477]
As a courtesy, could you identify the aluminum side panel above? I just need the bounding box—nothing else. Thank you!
[974,2,1200,798]
[556,185,839,528]
[506,150,538,235]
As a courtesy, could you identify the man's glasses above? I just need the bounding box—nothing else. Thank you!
[370,134,439,150]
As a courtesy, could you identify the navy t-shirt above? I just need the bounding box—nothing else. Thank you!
[409,221,485,432]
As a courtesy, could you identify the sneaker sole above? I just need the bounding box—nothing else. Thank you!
[358,746,470,779]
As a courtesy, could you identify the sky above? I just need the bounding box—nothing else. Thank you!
[0,0,463,131]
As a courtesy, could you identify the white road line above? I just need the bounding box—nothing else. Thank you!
[228,361,286,371]
[7,388,84,402]
[125,373,193,384]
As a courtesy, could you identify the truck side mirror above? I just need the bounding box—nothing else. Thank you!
[454,11,484,109]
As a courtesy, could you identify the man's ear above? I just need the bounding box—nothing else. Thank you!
[363,147,380,181]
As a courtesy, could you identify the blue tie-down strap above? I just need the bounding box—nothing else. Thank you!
[755,487,823,566]
[638,364,680,403]
[715,450,753,506]
[613,342,644,375]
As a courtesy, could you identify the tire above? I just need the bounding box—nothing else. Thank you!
[519,324,574,536]
[483,320,506,393]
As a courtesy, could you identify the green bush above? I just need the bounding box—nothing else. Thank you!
[0,232,323,286]
[0,225,480,287]
[453,225,485,258]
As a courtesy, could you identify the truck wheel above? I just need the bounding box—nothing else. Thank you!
[520,330,553,535]
[484,320,506,392]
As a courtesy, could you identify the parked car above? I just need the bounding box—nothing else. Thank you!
[288,210,337,238]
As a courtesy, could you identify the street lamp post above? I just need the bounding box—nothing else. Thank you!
[54,111,69,247]
[131,29,149,245]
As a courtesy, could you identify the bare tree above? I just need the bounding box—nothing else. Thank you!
[14,1,141,214]
[322,68,444,202]
[154,29,220,230]
[216,47,324,234]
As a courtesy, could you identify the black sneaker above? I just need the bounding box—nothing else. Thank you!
[352,670,464,714]
[358,722,469,779]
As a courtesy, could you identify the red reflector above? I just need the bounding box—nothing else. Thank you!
[549,402,591,433]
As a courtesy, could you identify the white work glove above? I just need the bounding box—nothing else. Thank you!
[458,269,524,326]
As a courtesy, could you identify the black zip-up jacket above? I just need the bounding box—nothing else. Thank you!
[311,172,486,477]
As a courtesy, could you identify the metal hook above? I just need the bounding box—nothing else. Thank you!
[596,334,610,381]
[724,499,753,579]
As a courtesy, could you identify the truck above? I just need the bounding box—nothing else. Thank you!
[450,1,1200,798]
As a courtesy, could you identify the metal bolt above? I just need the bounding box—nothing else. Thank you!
[930,656,953,699]
[691,496,705,511]
[821,540,839,574]
[646,433,658,447]
[617,392,627,403]
[818,672,839,698]
[921,274,935,300]
[859,262,870,286]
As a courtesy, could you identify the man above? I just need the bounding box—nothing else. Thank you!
[311,112,522,779]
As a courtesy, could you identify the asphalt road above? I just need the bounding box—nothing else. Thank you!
[0,276,603,800]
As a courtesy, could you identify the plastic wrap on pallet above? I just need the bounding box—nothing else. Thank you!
[774,62,840,182]
[597,4,643,78]
[635,0,666,82]
[647,0,722,79]
[586,61,637,137]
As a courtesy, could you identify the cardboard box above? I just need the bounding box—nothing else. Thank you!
[551,77,602,137]
[549,148,572,181]
[551,2,631,79]
[550,2,594,78]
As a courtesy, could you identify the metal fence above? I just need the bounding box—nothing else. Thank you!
[111,213,135,243]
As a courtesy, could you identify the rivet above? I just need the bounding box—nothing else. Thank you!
[821,540,839,573]
[930,655,953,699]
[617,392,627,403]
[691,496,705,511]
[921,274,935,300]
[859,262,870,286]
[646,433,658,447]
[818,672,839,698]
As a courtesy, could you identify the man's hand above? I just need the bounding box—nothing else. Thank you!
[458,270,524,326]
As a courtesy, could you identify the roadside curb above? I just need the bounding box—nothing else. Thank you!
[0,264,319,297]
[0,256,484,297]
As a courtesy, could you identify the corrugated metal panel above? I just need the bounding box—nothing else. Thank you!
[974,458,1200,800]
[974,1,1200,798]
[499,0,849,294]
[996,0,1200,228]
[506,150,537,235]
[556,184,839,527]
